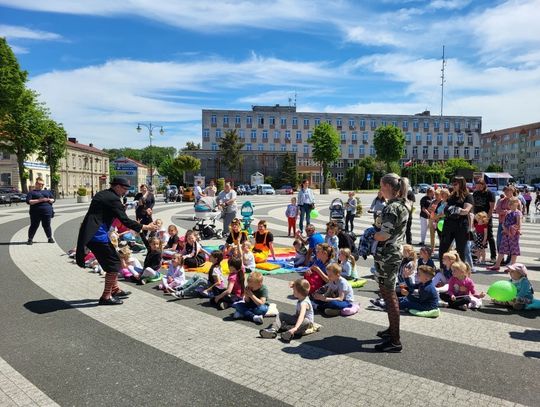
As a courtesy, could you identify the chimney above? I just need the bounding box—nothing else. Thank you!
[89,143,93,148]
[68,137,77,143]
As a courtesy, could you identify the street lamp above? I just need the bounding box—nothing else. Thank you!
[136,122,164,185]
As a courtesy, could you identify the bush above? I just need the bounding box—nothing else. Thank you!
[77,187,87,196]
[329,177,337,189]
[216,178,225,192]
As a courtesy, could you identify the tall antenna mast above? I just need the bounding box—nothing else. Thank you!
[440,45,446,118]
[294,90,297,107]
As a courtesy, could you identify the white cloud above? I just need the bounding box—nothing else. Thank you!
[0,24,62,40]
[428,0,471,10]
[9,44,28,54]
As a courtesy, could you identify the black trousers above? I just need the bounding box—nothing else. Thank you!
[345,213,355,232]
[438,219,469,265]
[486,218,497,260]
[405,213,413,245]
[28,212,52,240]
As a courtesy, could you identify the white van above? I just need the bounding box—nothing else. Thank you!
[256,184,275,195]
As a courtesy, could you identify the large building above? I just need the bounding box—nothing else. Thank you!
[58,138,110,197]
[112,157,148,189]
[480,121,540,183]
[202,106,482,184]
[0,151,51,190]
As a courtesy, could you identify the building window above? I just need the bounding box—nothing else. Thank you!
[426,133,432,142]
[336,118,342,127]
[223,115,229,125]
[211,114,217,124]
[326,118,332,125]
[296,131,302,141]
[280,144,286,152]
[468,134,473,144]
[381,120,387,127]
[292,144,298,152]
[203,129,210,137]
[464,147,469,158]
[274,130,280,140]
[292,117,298,126]
[416,133,422,142]
[413,120,419,130]
[402,120,408,129]
[246,143,252,151]
[0,151,10,160]
[352,132,357,141]
[349,118,355,127]
[412,146,418,156]
[262,130,268,139]
[423,120,429,130]
[313,118,320,126]
[437,133,443,143]
[433,146,439,157]
[454,147,459,157]
[0,173,11,186]
[444,120,450,130]
[434,120,439,130]
[363,132,369,142]
[280,117,286,126]
[474,147,480,158]
[239,130,245,139]
[405,132,411,142]
[348,145,354,155]
[216,128,222,138]
[285,130,291,139]
[258,144,264,151]
[423,146,428,155]
[360,119,365,128]
[307,131,312,140]
[270,144,275,152]
[235,115,241,124]
[304,118,309,126]
[359,145,365,155]
[251,130,257,140]
[369,146,375,156]
[444,146,449,156]
[304,145,309,154]
[455,121,461,131]
[341,131,346,141]
[457,133,464,143]
[370,119,376,128]
[211,143,217,151]
[247,116,252,125]
[392,120,397,127]
[257,115,264,125]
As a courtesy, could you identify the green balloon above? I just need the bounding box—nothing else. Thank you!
[487,280,517,302]
[310,209,319,219]
[437,219,444,232]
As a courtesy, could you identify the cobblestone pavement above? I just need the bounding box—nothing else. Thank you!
[0,192,538,406]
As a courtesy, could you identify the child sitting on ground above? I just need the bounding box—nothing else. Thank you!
[312,263,354,317]
[173,250,224,298]
[153,219,170,245]
[159,253,185,294]
[289,238,308,267]
[417,246,436,269]
[325,222,340,260]
[132,237,163,285]
[163,224,182,258]
[441,261,485,310]
[433,250,460,294]
[118,245,143,279]
[492,263,534,310]
[232,271,269,325]
[396,244,417,294]
[338,248,359,280]
[304,243,334,294]
[397,265,439,311]
[260,279,315,342]
[241,241,256,273]
[211,257,245,310]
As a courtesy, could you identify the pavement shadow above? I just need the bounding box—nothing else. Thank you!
[0,241,30,246]
[477,305,540,319]
[524,351,540,359]
[509,329,540,342]
[281,335,382,359]
[24,298,98,314]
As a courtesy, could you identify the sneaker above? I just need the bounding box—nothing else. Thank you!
[274,314,281,331]
[280,331,293,342]
[233,311,242,319]
[458,304,468,311]
[26,239,33,245]
[370,298,386,309]
[218,301,229,310]
[376,328,391,339]
[259,328,277,339]
[323,308,341,317]
[374,340,402,353]
[171,290,184,299]
[253,315,264,325]
[48,237,55,244]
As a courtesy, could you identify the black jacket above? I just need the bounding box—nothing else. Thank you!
[76,188,142,267]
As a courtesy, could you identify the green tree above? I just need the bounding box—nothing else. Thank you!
[104,147,143,162]
[159,156,184,186]
[182,141,201,151]
[444,158,476,179]
[218,129,244,180]
[172,154,201,184]
[485,163,503,172]
[0,89,48,192]
[0,38,27,119]
[141,146,176,169]
[309,122,340,194]
[345,165,365,190]
[373,125,406,172]
[38,119,67,197]
[278,152,297,187]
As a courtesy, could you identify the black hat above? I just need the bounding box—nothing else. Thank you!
[110,177,131,188]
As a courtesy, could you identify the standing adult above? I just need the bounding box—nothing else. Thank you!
[193,180,205,203]
[472,180,496,262]
[344,192,357,232]
[428,189,442,252]
[523,188,532,216]
[134,184,155,225]
[438,177,473,264]
[25,177,55,245]
[369,190,387,221]
[494,185,515,265]
[297,179,315,234]
[405,189,416,245]
[204,180,217,198]
[373,173,410,352]
[217,182,238,235]
[418,188,434,246]
[76,177,157,305]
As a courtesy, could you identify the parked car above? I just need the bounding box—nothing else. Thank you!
[236,185,246,195]
[516,184,533,192]
[255,184,275,195]
[276,185,294,195]
[413,183,431,193]
[183,187,195,202]
[243,185,254,195]
[466,182,475,192]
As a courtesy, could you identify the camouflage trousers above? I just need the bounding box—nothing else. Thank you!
[374,250,401,290]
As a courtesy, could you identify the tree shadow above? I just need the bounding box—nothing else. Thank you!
[281,335,382,359]
[509,329,540,342]
[24,298,98,314]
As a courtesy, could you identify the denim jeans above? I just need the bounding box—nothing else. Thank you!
[299,204,312,233]
[314,299,352,311]
[233,301,269,320]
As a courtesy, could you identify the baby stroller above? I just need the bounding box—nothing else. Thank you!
[193,196,222,239]
[329,198,345,230]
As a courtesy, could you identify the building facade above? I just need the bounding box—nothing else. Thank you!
[480,122,540,183]
[185,149,292,185]
[59,138,110,197]
[0,151,51,190]
[202,106,482,184]
[112,157,148,189]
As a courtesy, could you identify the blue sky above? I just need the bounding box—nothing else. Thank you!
[1,0,539,149]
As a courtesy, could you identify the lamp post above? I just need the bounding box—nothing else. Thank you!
[136,122,164,185]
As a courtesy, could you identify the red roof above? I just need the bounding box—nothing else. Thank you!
[67,140,108,156]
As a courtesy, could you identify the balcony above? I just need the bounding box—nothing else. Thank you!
[258,123,264,129]
[280,124,287,129]
[223,123,229,128]
[292,125,298,130]
[304,124,309,130]
[296,139,302,144]
[352,139,357,144]
[363,139,369,144]
[246,123,252,129]
[337,125,342,130]
[211,122,217,127]
[235,123,241,128]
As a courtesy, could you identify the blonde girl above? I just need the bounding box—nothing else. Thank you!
[397,244,417,292]
[442,261,485,310]
[173,250,224,299]
[153,219,169,244]
[338,248,358,280]
[473,212,489,264]
[241,241,256,273]
[133,237,163,285]
[118,246,142,279]
[489,197,522,270]
[433,250,461,293]
[159,253,185,293]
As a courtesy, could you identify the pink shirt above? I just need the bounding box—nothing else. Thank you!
[495,197,510,224]
[227,272,244,298]
[447,276,477,297]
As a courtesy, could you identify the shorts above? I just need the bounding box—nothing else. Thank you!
[374,249,401,290]
[86,241,121,274]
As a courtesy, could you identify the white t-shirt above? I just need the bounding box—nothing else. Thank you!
[296,297,314,323]
[325,277,354,302]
